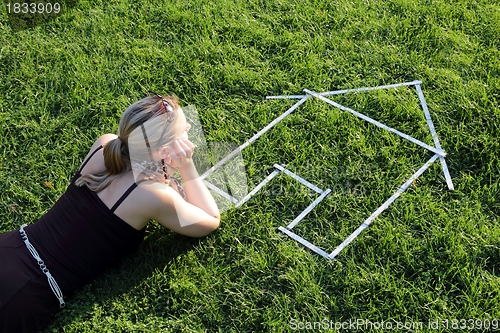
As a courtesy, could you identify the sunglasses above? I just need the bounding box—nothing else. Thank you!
[148,91,174,116]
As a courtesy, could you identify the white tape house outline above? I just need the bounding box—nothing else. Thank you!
[202,80,454,260]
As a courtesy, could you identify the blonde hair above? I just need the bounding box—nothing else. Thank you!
[75,95,185,192]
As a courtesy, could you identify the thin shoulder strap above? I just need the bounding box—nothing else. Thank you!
[79,145,104,173]
[110,179,148,213]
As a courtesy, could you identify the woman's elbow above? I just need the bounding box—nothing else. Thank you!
[206,216,221,234]
[192,217,220,238]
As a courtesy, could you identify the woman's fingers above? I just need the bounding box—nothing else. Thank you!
[177,139,194,158]
[167,139,195,167]
[170,140,187,158]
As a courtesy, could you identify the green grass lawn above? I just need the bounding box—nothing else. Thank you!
[1,0,499,331]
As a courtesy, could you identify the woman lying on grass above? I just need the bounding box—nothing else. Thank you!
[0,93,220,332]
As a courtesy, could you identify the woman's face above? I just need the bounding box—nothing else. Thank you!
[181,122,191,140]
[150,107,192,160]
[175,107,192,140]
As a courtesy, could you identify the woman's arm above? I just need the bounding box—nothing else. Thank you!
[177,160,220,219]
[152,186,220,238]
[165,138,220,219]
[152,138,220,237]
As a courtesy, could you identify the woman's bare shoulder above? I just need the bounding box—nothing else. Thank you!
[84,134,116,154]
[79,134,118,173]
[95,134,118,149]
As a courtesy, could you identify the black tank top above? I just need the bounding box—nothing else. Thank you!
[24,146,147,294]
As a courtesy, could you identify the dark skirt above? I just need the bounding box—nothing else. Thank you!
[0,229,60,333]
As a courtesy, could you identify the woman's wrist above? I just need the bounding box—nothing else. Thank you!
[177,160,198,182]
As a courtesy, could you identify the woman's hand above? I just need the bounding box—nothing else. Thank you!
[166,138,195,169]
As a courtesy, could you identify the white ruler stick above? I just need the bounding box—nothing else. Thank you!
[321,80,422,96]
[266,81,422,100]
[235,168,281,208]
[328,153,440,259]
[415,84,454,190]
[266,94,308,100]
[200,96,309,180]
[273,164,324,194]
[285,189,331,230]
[303,89,446,157]
[203,180,239,204]
[278,227,331,259]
